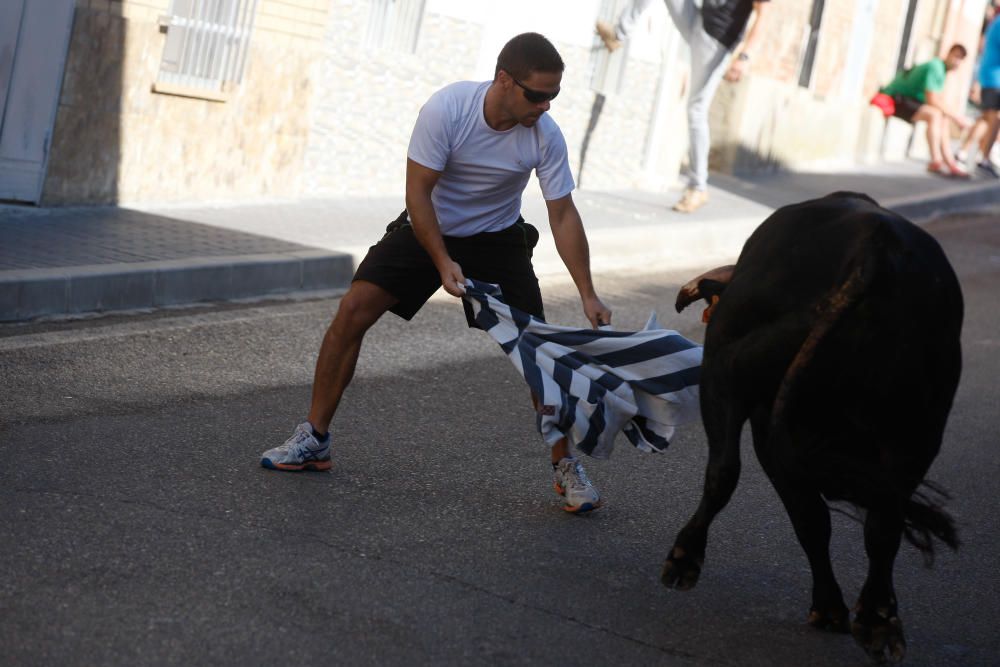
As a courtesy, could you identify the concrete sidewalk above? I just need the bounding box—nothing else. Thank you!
[2,158,998,322]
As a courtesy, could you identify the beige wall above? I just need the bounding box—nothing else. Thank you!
[43,0,331,205]
[708,0,990,175]
[42,0,993,205]
[302,0,676,198]
[44,0,680,204]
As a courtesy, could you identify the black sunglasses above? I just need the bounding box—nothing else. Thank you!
[504,70,560,104]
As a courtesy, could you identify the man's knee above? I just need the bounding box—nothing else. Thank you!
[915,105,941,122]
[333,282,395,333]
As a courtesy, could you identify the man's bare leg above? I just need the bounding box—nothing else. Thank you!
[551,438,570,464]
[914,106,946,166]
[978,109,1000,167]
[534,386,602,512]
[959,116,987,159]
[307,280,398,434]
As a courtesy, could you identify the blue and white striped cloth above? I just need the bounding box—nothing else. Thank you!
[462,279,703,459]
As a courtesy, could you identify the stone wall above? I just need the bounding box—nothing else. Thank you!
[42,0,991,205]
[43,0,330,205]
[302,0,675,197]
[44,0,678,204]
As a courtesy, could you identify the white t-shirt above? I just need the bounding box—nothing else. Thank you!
[406,81,576,237]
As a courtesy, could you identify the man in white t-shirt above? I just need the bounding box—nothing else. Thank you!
[261,33,613,514]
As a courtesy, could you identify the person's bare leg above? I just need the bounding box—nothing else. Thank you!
[307,280,398,434]
[531,390,573,463]
[960,116,986,157]
[532,385,601,511]
[916,107,945,165]
[979,110,1000,161]
[938,116,962,171]
[551,438,571,464]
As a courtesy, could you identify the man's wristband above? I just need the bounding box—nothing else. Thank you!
[737,52,750,62]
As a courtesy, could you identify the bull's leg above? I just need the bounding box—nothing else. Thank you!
[662,404,743,591]
[748,414,850,633]
[852,508,906,664]
[763,478,851,631]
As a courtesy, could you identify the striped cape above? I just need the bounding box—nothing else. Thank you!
[462,279,703,459]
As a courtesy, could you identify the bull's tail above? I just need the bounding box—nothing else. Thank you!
[902,481,960,564]
[828,479,959,564]
[769,249,871,431]
[768,228,959,562]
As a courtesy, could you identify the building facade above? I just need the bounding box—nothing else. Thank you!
[708,0,989,174]
[0,0,991,206]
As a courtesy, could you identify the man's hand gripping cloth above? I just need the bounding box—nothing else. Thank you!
[462,279,702,459]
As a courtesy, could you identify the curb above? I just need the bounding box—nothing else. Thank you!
[884,179,1000,221]
[1,179,995,324]
[0,249,354,323]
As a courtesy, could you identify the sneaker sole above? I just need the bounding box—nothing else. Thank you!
[261,458,332,471]
[554,482,602,514]
[562,500,603,514]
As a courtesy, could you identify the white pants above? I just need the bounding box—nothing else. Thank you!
[615,0,730,191]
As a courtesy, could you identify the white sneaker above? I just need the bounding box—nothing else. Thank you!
[260,422,332,471]
[976,160,1000,179]
[553,458,602,513]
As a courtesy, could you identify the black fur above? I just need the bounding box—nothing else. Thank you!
[665,192,963,664]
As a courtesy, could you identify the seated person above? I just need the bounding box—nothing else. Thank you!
[880,43,973,177]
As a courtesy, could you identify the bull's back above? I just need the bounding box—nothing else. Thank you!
[704,193,963,467]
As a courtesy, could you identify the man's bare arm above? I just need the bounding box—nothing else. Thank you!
[405,158,466,296]
[724,1,770,82]
[925,90,971,128]
[545,194,612,328]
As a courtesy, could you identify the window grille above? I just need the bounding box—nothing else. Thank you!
[590,0,630,95]
[797,0,825,89]
[363,0,426,54]
[158,0,258,94]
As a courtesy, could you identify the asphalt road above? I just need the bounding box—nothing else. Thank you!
[1,211,998,666]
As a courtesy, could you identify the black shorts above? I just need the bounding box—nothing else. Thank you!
[353,210,545,321]
[981,87,1000,110]
[891,94,924,123]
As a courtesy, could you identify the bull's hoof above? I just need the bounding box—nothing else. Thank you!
[851,608,906,664]
[807,605,850,633]
[661,547,702,591]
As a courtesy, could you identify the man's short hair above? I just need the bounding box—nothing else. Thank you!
[494,32,564,81]
[948,43,968,58]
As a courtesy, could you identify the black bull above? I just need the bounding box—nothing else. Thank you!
[669,192,962,663]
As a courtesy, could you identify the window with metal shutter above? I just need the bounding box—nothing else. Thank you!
[591,0,630,96]
[363,0,426,54]
[156,0,258,98]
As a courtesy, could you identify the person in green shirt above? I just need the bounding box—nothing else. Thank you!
[880,43,972,177]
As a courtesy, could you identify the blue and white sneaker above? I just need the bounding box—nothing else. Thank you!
[261,422,332,471]
[553,457,602,513]
[977,160,1000,179]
